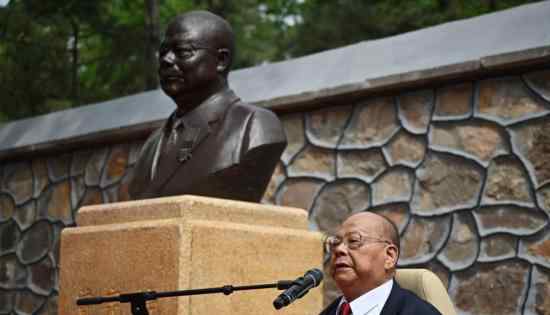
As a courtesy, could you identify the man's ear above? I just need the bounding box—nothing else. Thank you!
[384,244,399,270]
[216,48,231,73]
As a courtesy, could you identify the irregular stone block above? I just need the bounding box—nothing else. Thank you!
[399,215,450,265]
[276,178,324,211]
[84,148,108,187]
[305,105,351,148]
[28,256,56,296]
[482,156,533,206]
[0,220,20,255]
[39,294,58,315]
[519,232,550,268]
[50,223,63,269]
[0,254,27,289]
[117,168,134,203]
[476,77,548,124]
[287,145,335,181]
[340,97,399,149]
[14,290,47,315]
[450,261,529,315]
[100,144,129,188]
[32,159,49,198]
[524,266,550,315]
[70,149,92,177]
[337,149,386,182]
[369,203,410,234]
[47,154,71,183]
[80,187,104,207]
[473,205,546,236]
[523,69,550,102]
[536,184,550,216]
[371,167,413,206]
[411,152,484,215]
[262,162,286,205]
[16,221,52,264]
[3,162,33,205]
[0,290,15,313]
[13,200,36,231]
[478,234,517,262]
[0,193,15,222]
[434,82,473,120]
[102,185,120,204]
[128,140,144,166]
[281,113,305,164]
[70,176,86,210]
[42,181,72,225]
[430,120,508,166]
[398,90,433,134]
[383,131,426,168]
[437,212,478,271]
[510,118,550,188]
[310,180,370,234]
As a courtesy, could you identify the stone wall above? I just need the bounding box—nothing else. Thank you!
[1,68,549,314]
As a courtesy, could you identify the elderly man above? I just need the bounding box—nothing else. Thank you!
[320,212,441,315]
[130,11,286,202]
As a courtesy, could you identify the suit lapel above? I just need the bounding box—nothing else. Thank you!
[149,118,211,193]
[320,297,342,315]
[380,281,403,315]
[150,130,164,181]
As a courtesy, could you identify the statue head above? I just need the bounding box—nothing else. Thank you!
[158,11,235,112]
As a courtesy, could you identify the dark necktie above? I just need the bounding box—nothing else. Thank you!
[340,302,351,315]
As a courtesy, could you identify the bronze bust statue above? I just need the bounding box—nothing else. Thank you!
[129,10,287,202]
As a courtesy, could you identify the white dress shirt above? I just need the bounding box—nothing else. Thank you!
[336,279,393,315]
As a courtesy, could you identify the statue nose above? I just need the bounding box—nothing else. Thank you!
[160,51,176,65]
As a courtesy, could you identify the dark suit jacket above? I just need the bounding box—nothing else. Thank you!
[319,282,442,315]
[129,88,287,202]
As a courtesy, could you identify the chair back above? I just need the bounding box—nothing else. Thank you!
[395,268,456,315]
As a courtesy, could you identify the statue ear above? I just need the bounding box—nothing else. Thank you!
[216,48,231,73]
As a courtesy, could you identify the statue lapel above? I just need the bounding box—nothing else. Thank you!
[150,118,211,193]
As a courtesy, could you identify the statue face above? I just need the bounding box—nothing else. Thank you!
[158,19,220,105]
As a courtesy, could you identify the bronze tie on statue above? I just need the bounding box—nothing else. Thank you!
[168,118,184,146]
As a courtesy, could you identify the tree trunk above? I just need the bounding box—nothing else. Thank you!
[70,18,80,107]
[144,0,160,90]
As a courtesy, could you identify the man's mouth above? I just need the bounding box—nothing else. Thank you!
[333,261,351,270]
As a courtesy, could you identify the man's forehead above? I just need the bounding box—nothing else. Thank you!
[336,213,382,235]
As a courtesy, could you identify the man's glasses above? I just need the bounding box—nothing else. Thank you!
[324,232,392,253]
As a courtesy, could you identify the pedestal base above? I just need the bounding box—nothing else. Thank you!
[59,196,323,315]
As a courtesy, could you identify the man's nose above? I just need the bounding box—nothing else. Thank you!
[331,242,348,256]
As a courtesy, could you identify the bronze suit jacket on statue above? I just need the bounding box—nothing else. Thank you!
[129,88,287,202]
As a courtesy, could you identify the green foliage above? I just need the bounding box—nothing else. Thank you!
[0,0,542,123]
[288,0,541,57]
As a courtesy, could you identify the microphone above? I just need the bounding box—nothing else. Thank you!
[273,268,323,310]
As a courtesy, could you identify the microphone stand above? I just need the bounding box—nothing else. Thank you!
[76,280,293,315]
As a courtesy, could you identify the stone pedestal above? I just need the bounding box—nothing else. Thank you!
[58,195,323,315]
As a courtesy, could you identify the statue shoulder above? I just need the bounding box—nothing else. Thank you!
[231,101,285,133]
[228,101,287,155]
